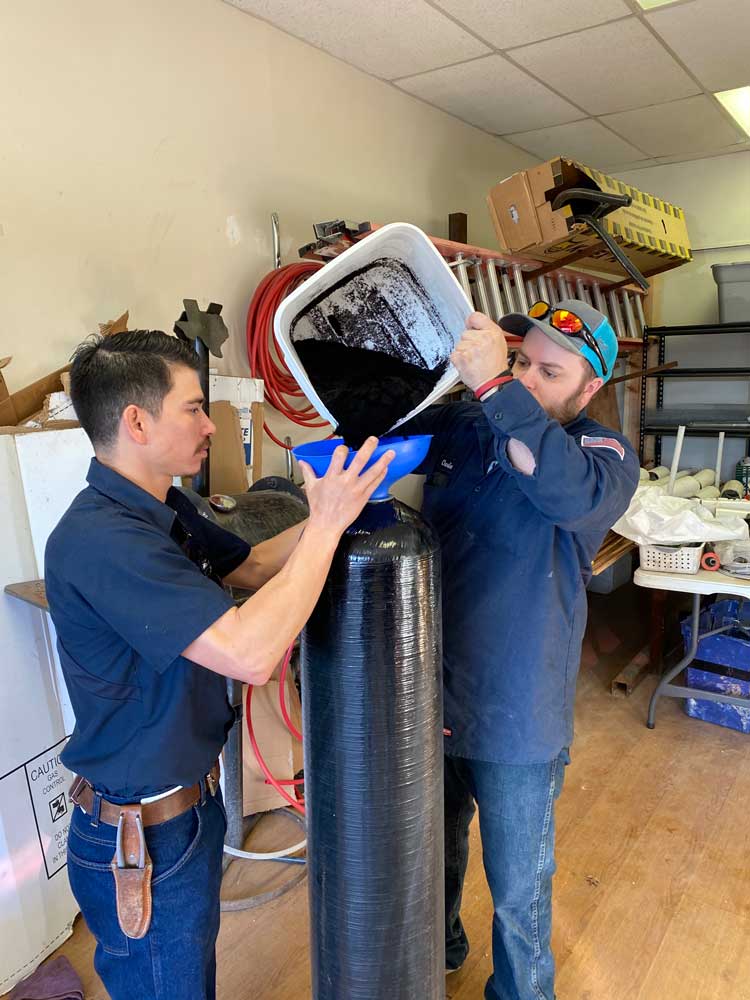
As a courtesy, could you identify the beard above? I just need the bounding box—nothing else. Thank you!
[545,387,586,425]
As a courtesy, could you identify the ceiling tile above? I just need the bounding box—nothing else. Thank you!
[646,0,750,93]
[654,143,750,166]
[395,55,582,133]
[430,0,630,50]
[504,118,645,166]
[224,0,489,79]
[509,18,700,115]
[599,95,745,157]
[603,159,660,172]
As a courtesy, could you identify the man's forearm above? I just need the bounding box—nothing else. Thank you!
[232,521,336,677]
[184,520,339,685]
[224,520,308,590]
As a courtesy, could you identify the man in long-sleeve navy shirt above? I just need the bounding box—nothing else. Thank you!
[406,299,639,1000]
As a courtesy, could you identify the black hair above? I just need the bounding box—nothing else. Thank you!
[69,330,200,448]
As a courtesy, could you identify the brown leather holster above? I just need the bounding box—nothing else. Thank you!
[111,805,153,939]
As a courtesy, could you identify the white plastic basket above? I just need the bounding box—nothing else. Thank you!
[638,542,705,574]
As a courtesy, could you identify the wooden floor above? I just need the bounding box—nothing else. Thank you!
[14,583,750,999]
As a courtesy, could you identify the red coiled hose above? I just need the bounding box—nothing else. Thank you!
[246,262,329,449]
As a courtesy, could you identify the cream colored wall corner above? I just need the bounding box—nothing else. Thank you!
[0,0,532,478]
[615,151,750,476]
[616,152,750,326]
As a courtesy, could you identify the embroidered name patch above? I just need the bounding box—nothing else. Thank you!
[581,435,625,460]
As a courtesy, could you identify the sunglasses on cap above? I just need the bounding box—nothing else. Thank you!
[527,301,609,378]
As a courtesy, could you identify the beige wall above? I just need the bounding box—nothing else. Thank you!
[617,151,750,326]
[0,0,532,476]
[615,152,750,477]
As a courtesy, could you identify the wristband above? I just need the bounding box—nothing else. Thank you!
[474,369,513,400]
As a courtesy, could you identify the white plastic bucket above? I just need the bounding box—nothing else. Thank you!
[274,223,472,433]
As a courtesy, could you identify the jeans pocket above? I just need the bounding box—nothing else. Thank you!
[149,805,204,886]
[67,818,129,957]
[212,788,228,831]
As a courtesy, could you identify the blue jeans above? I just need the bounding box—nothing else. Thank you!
[444,751,569,1000]
[66,782,226,1000]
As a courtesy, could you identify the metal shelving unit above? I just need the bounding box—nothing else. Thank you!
[639,322,750,464]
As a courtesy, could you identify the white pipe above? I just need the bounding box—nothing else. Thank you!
[649,465,695,486]
[607,291,626,338]
[621,292,640,340]
[634,293,646,335]
[501,268,517,312]
[485,262,505,320]
[452,254,473,301]
[715,432,725,488]
[671,475,701,498]
[695,469,715,488]
[512,265,529,312]
[592,282,608,316]
[224,838,307,861]
[723,479,745,495]
[667,425,686,496]
[471,260,492,316]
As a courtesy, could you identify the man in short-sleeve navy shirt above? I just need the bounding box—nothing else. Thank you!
[45,331,394,1000]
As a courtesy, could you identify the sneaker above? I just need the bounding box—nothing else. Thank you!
[445,963,464,975]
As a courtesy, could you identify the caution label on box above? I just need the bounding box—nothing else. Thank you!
[23,737,73,878]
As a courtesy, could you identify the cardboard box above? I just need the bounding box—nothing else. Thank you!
[0,360,77,434]
[208,400,250,494]
[210,374,265,482]
[488,157,692,280]
[0,357,9,401]
[0,313,128,435]
[242,668,303,815]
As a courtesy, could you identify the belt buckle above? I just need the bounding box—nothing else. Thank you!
[206,770,218,797]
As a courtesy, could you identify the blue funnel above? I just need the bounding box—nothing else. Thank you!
[293,435,432,502]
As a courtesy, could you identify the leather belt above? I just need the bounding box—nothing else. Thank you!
[69,761,220,828]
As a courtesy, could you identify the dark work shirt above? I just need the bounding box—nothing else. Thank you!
[45,459,250,798]
[406,379,639,764]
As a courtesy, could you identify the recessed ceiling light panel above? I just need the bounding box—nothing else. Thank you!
[715,86,750,137]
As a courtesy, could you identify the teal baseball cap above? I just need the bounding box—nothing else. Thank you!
[499,298,618,383]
